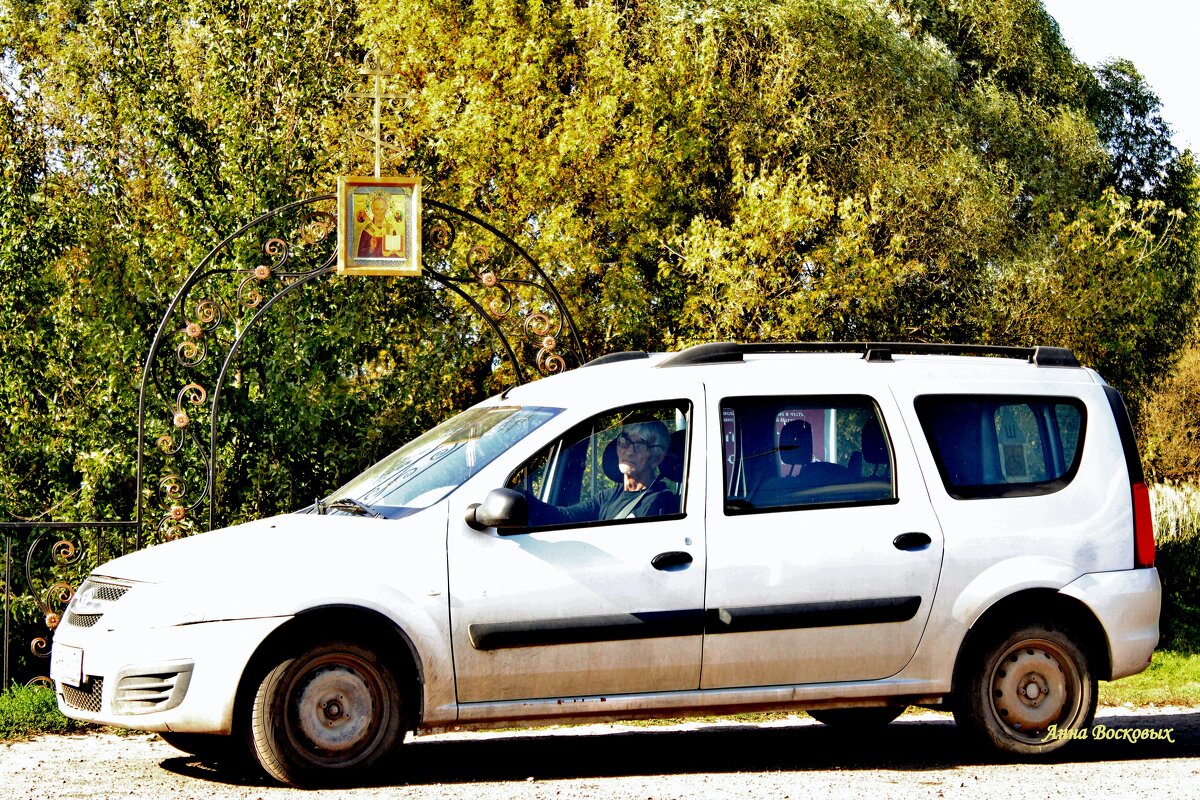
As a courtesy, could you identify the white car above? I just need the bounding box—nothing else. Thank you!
[52,342,1161,786]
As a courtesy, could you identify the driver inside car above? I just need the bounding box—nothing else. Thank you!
[524,420,679,525]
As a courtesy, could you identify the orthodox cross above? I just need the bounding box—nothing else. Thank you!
[346,52,402,178]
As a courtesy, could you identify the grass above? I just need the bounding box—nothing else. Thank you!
[1099,650,1200,707]
[0,683,93,741]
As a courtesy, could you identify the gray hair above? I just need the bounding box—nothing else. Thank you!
[624,420,670,450]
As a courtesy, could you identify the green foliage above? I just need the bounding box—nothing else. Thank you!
[0,0,493,532]
[1143,348,1200,484]
[890,0,1092,104]
[0,0,1198,543]
[982,187,1196,409]
[1092,59,1178,202]
[0,683,92,740]
[362,0,1197,367]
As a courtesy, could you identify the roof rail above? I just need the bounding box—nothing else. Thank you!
[655,342,1080,368]
[583,351,649,367]
[653,342,743,367]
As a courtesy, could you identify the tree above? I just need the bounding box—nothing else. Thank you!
[0,0,494,532]
[1,0,1198,533]
[1142,343,1200,484]
[1092,58,1178,202]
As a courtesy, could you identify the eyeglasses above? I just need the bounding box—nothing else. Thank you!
[616,434,662,455]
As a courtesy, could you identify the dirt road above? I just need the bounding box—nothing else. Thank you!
[5,707,1200,800]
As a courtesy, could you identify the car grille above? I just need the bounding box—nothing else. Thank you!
[62,678,104,714]
[62,579,133,629]
[112,665,193,715]
[87,581,130,603]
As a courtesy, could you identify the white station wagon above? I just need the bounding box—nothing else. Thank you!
[52,342,1161,785]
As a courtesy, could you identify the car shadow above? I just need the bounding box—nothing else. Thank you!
[159,709,1200,788]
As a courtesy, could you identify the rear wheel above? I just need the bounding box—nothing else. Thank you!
[807,706,905,727]
[954,623,1096,755]
[251,640,406,786]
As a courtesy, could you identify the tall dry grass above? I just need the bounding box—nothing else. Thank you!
[1151,481,1200,542]
[1151,482,1200,651]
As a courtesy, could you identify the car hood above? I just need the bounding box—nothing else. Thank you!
[92,511,425,585]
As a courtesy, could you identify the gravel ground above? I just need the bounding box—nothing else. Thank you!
[4,707,1200,800]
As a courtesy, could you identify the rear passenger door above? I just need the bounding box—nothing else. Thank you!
[701,391,945,688]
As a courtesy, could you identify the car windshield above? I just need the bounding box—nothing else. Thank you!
[324,405,561,519]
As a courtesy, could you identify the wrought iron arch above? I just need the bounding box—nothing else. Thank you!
[135,194,588,543]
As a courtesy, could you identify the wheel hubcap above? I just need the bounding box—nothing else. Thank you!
[989,640,1081,742]
[289,654,384,760]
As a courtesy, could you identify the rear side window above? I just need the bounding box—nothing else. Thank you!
[915,395,1085,499]
[722,395,896,514]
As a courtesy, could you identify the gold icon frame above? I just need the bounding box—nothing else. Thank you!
[337,176,422,276]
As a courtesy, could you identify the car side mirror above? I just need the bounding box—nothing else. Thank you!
[465,488,529,532]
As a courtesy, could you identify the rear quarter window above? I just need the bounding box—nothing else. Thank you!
[914,395,1085,500]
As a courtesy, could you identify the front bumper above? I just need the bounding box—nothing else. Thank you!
[52,615,289,734]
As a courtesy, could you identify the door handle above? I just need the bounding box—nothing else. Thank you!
[652,551,694,571]
[893,532,932,551]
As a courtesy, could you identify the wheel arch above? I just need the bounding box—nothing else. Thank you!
[951,588,1113,694]
[233,605,425,735]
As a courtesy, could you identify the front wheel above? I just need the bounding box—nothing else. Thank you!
[954,623,1096,755]
[251,640,406,786]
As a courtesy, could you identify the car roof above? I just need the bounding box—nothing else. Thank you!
[495,342,1101,409]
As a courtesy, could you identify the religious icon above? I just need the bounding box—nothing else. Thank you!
[337,176,422,275]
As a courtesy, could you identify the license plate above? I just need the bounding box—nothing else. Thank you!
[50,644,83,688]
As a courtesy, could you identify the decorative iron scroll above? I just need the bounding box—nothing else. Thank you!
[136,196,340,542]
[1,522,137,687]
[136,193,586,542]
[23,535,80,687]
[5,195,586,686]
[422,200,586,384]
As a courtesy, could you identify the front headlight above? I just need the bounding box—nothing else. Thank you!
[67,577,133,617]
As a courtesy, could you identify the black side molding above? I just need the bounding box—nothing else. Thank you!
[705,597,922,634]
[469,610,703,651]
[468,597,922,650]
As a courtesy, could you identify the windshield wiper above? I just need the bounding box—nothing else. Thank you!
[325,498,383,518]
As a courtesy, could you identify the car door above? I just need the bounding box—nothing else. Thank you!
[701,389,945,688]
[447,398,707,703]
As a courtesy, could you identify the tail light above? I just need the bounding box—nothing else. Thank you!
[1132,482,1155,568]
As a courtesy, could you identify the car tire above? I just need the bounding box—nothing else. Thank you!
[807,706,906,727]
[250,640,406,786]
[954,623,1096,755]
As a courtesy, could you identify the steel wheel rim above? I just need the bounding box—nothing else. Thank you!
[988,637,1082,744]
[284,652,388,766]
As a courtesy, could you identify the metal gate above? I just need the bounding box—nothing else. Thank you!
[1,194,587,686]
